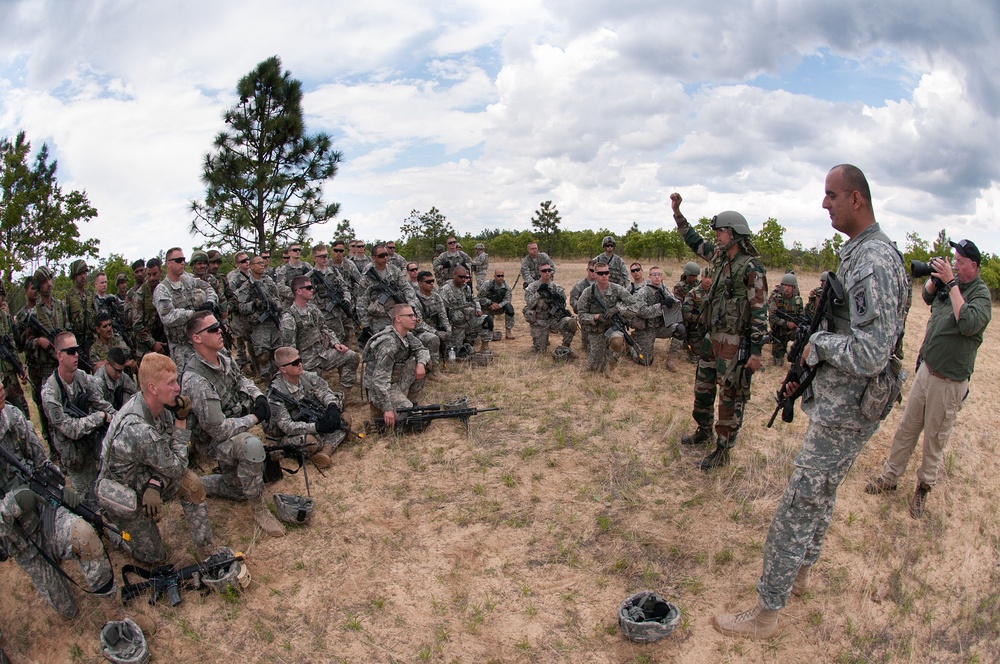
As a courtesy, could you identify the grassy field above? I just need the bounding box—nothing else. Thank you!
[2,259,999,663]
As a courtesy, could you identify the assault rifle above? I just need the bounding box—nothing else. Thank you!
[26,313,94,373]
[266,387,363,443]
[538,285,572,321]
[0,334,26,379]
[365,403,500,435]
[368,271,406,308]
[250,280,282,328]
[589,289,642,361]
[263,437,313,486]
[767,272,846,427]
[0,444,129,543]
[98,295,135,352]
[121,550,246,606]
[312,271,361,330]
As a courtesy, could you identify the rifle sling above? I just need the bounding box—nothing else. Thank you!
[14,518,115,596]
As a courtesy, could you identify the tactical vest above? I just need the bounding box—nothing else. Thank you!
[828,228,904,335]
[286,304,325,353]
[185,355,253,419]
[161,278,211,345]
[138,282,166,342]
[702,252,757,335]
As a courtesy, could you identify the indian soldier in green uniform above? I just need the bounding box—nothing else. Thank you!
[804,271,828,318]
[682,268,712,363]
[64,260,98,369]
[0,284,28,416]
[768,273,805,366]
[671,193,768,470]
[130,258,168,364]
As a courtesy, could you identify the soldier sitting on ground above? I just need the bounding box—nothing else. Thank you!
[362,304,430,429]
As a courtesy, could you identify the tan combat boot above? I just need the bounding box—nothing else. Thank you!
[714,599,779,638]
[505,329,515,340]
[664,351,678,372]
[479,338,490,352]
[791,564,811,597]
[254,500,286,537]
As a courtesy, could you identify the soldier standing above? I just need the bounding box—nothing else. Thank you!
[385,241,408,271]
[768,274,805,366]
[227,251,254,372]
[64,259,98,367]
[576,264,638,374]
[440,267,491,354]
[804,272,828,318]
[0,284,29,416]
[330,240,363,303]
[479,269,515,340]
[25,268,70,451]
[181,310,285,537]
[523,262,578,357]
[310,244,356,344]
[356,246,421,341]
[275,243,313,306]
[520,242,554,290]
[433,237,472,284]
[714,164,908,638]
[472,243,490,292]
[362,304,430,428]
[671,193,768,470]
[629,267,683,370]
[348,240,372,273]
[130,258,168,364]
[594,236,629,287]
[682,268,713,363]
[236,255,283,381]
[153,247,218,379]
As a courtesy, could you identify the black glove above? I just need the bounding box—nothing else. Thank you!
[315,404,342,434]
[195,301,216,313]
[252,395,272,424]
[537,283,549,292]
[673,324,686,340]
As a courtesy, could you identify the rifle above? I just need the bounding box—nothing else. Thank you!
[368,271,406,308]
[266,387,364,442]
[538,285,572,320]
[0,334,26,379]
[27,313,94,373]
[98,295,135,353]
[365,403,500,435]
[767,273,846,427]
[120,550,246,606]
[312,271,361,330]
[0,444,130,543]
[589,289,642,361]
[249,280,282,328]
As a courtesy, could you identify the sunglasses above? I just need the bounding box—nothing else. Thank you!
[375,253,388,259]
[290,248,301,253]
[281,357,303,368]
[297,284,314,291]
[447,241,457,245]
[495,274,505,277]
[313,254,328,259]
[238,258,249,264]
[539,269,553,273]
[58,345,80,355]
[604,244,616,248]
[333,248,345,253]
[167,257,186,264]
[422,279,435,284]
[387,246,396,250]
[458,275,471,280]
[595,270,610,276]
[196,322,222,335]
[630,268,642,273]
[408,267,418,271]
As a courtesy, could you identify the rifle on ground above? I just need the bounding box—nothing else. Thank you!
[120,550,246,606]
[26,313,94,373]
[767,273,846,427]
[0,334,26,379]
[249,280,282,329]
[589,289,642,361]
[0,444,129,543]
[365,403,500,435]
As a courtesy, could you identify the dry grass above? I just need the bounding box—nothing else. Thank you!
[2,259,1000,663]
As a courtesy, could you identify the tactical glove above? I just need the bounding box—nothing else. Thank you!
[12,485,37,515]
[195,301,216,313]
[62,483,81,509]
[142,478,163,519]
[252,395,272,424]
[167,395,193,420]
[315,404,342,434]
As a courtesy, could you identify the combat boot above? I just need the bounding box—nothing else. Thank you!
[700,444,731,471]
[714,599,779,638]
[909,481,931,518]
[254,501,286,537]
[311,448,333,469]
[681,426,712,446]
[664,352,678,373]
[864,476,897,495]
[479,338,490,352]
[505,329,515,340]
[791,564,811,597]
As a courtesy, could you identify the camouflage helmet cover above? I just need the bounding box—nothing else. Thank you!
[474,243,485,250]
[190,250,209,264]
[618,591,681,643]
[601,235,616,246]
[273,493,314,524]
[32,266,53,288]
[100,619,150,664]
[70,259,88,277]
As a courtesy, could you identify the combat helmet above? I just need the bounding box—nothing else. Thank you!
[710,211,752,237]
[273,493,314,525]
[780,273,798,287]
[683,261,700,277]
[100,618,149,664]
[201,547,248,593]
[617,591,681,643]
[69,259,89,278]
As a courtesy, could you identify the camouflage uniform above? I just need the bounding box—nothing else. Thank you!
[387,252,409,272]
[576,283,639,372]
[519,252,554,290]
[332,258,363,301]
[226,268,253,368]
[673,278,697,302]
[439,280,488,351]
[0,310,28,416]
[90,364,137,410]
[415,289,451,368]
[267,372,347,452]
[130,280,168,363]
[478,279,515,332]
[594,253,629,288]
[768,289,804,362]
[348,253,372,275]
[804,286,823,318]
[41,369,115,503]
[0,405,113,617]
[523,281,578,354]
[182,353,265,504]
[97,393,215,564]
[279,303,359,389]
[356,264,421,336]
[274,262,313,307]
[153,273,218,379]
[64,287,98,366]
[362,327,430,413]
[757,222,907,611]
[310,267,354,342]
[682,283,710,359]
[90,332,130,368]
[629,283,682,366]
[432,249,472,284]
[472,251,490,291]
[570,277,596,352]
[235,275,283,380]
[25,298,70,447]
[677,215,768,448]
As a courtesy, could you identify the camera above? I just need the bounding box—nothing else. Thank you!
[910,258,940,279]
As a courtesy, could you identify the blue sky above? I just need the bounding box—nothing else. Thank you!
[1,0,998,270]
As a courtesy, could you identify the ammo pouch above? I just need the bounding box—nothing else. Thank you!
[860,356,908,421]
[97,478,138,517]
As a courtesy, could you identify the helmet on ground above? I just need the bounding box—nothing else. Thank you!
[201,547,245,593]
[492,330,503,341]
[618,591,681,643]
[444,396,469,409]
[273,493,314,524]
[551,345,574,361]
[683,262,700,277]
[471,351,493,367]
[710,211,752,237]
[100,619,150,664]
[780,274,798,287]
[454,343,474,360]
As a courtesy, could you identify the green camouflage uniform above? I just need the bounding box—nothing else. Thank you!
[153,274,218,379]
[0,310,28,416]
[362,327,430,413]
[90,332,129,368]
[64,287,98,366]
[97,393,215,564]
[279,303,359,389]
[266,372,347,451]
[629,283,682,366]
[524,281,578,354]
[768,289,804,361]
[130,280,167,363]
[576,283,639,371]
[682,283,709,358]
[0,405,114,617]
[757,223,907,611]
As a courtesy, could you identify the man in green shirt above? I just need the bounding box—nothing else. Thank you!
[865,239,992,518]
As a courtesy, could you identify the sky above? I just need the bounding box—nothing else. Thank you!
[2,0,999,269]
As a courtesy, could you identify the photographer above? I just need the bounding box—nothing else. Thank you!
[866,239,992,518]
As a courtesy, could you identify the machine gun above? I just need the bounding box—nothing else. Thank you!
[365,403,500,435]
[589,289,642,361]
[120,550,246,606]
[767,272,846,427]
[0,334,26,379]
[0,444,129,543]
[26,313,94,373]
[250,280,282,328]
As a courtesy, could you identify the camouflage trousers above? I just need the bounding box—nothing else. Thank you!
[757,420,879,610]
[114,472,215,565]
[451,319,484,350]
[365,357,425,412]
[251,323,282,380]
[64,462,100,507]
[29,365,55,450]
[583,325,622,372]
[684,326,705,356]
[8,507,114,617]
[630,326,671,367]
[200,432,265,503]
[304,345,360,389]
[2,373,29,418]
[770,328,795,361]
[416,331,445,367]
[486,304,515,330]
[692,332,752,447]
[228,315,253,368]
[530,316,577,354]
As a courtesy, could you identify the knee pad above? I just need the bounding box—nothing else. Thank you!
[481,316,494,331]
[609,335,626,353]
[70,519,104,560]
[566,318,580,333]
[242,435,266,463]
[178,469,207,503]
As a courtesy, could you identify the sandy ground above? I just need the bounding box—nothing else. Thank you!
[2,259,999,663]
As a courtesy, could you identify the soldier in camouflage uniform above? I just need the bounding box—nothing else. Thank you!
[472,243,490,292]
[310,244,356,344]
[594,236,629,288]
[130,258,168,364]
[91,347,138,410]
[191,251,228,321]
[97,352,218,564]
[126,259,146,302]
[362,304,430,427]
[154,247,219,380]
[41,332,116,503]
[0,383,114,617]
[64,260,99,368]
[330,240,364,308]
[385,242,408,271]
[274,243,313,306]
[576,264,639,373]
[671,193,768,470]
[25,268,71,456]
[14,277,41,422]
[674,262,701,301]
[715,164,908,639]
[520,242,554,291]
[181,311,285,537]
[440,267,491,354]
[356,246,422,342]
[524,262,578,356]
[682,268,713,363]
[227,251,254,371]
[629,267,683,369]
[266,346,348,468]
[628,263,647,295]
[0,285,28,416]
[91,313,135,374]
[570,262,598,354]
[280,276,360,392]
[479,268,515,340]
[804,272,828,318]
[235,255,283,381]
[768,273,805,366]
[349,240,373,274]
[433,237,473,285]
[414,271,450,371]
